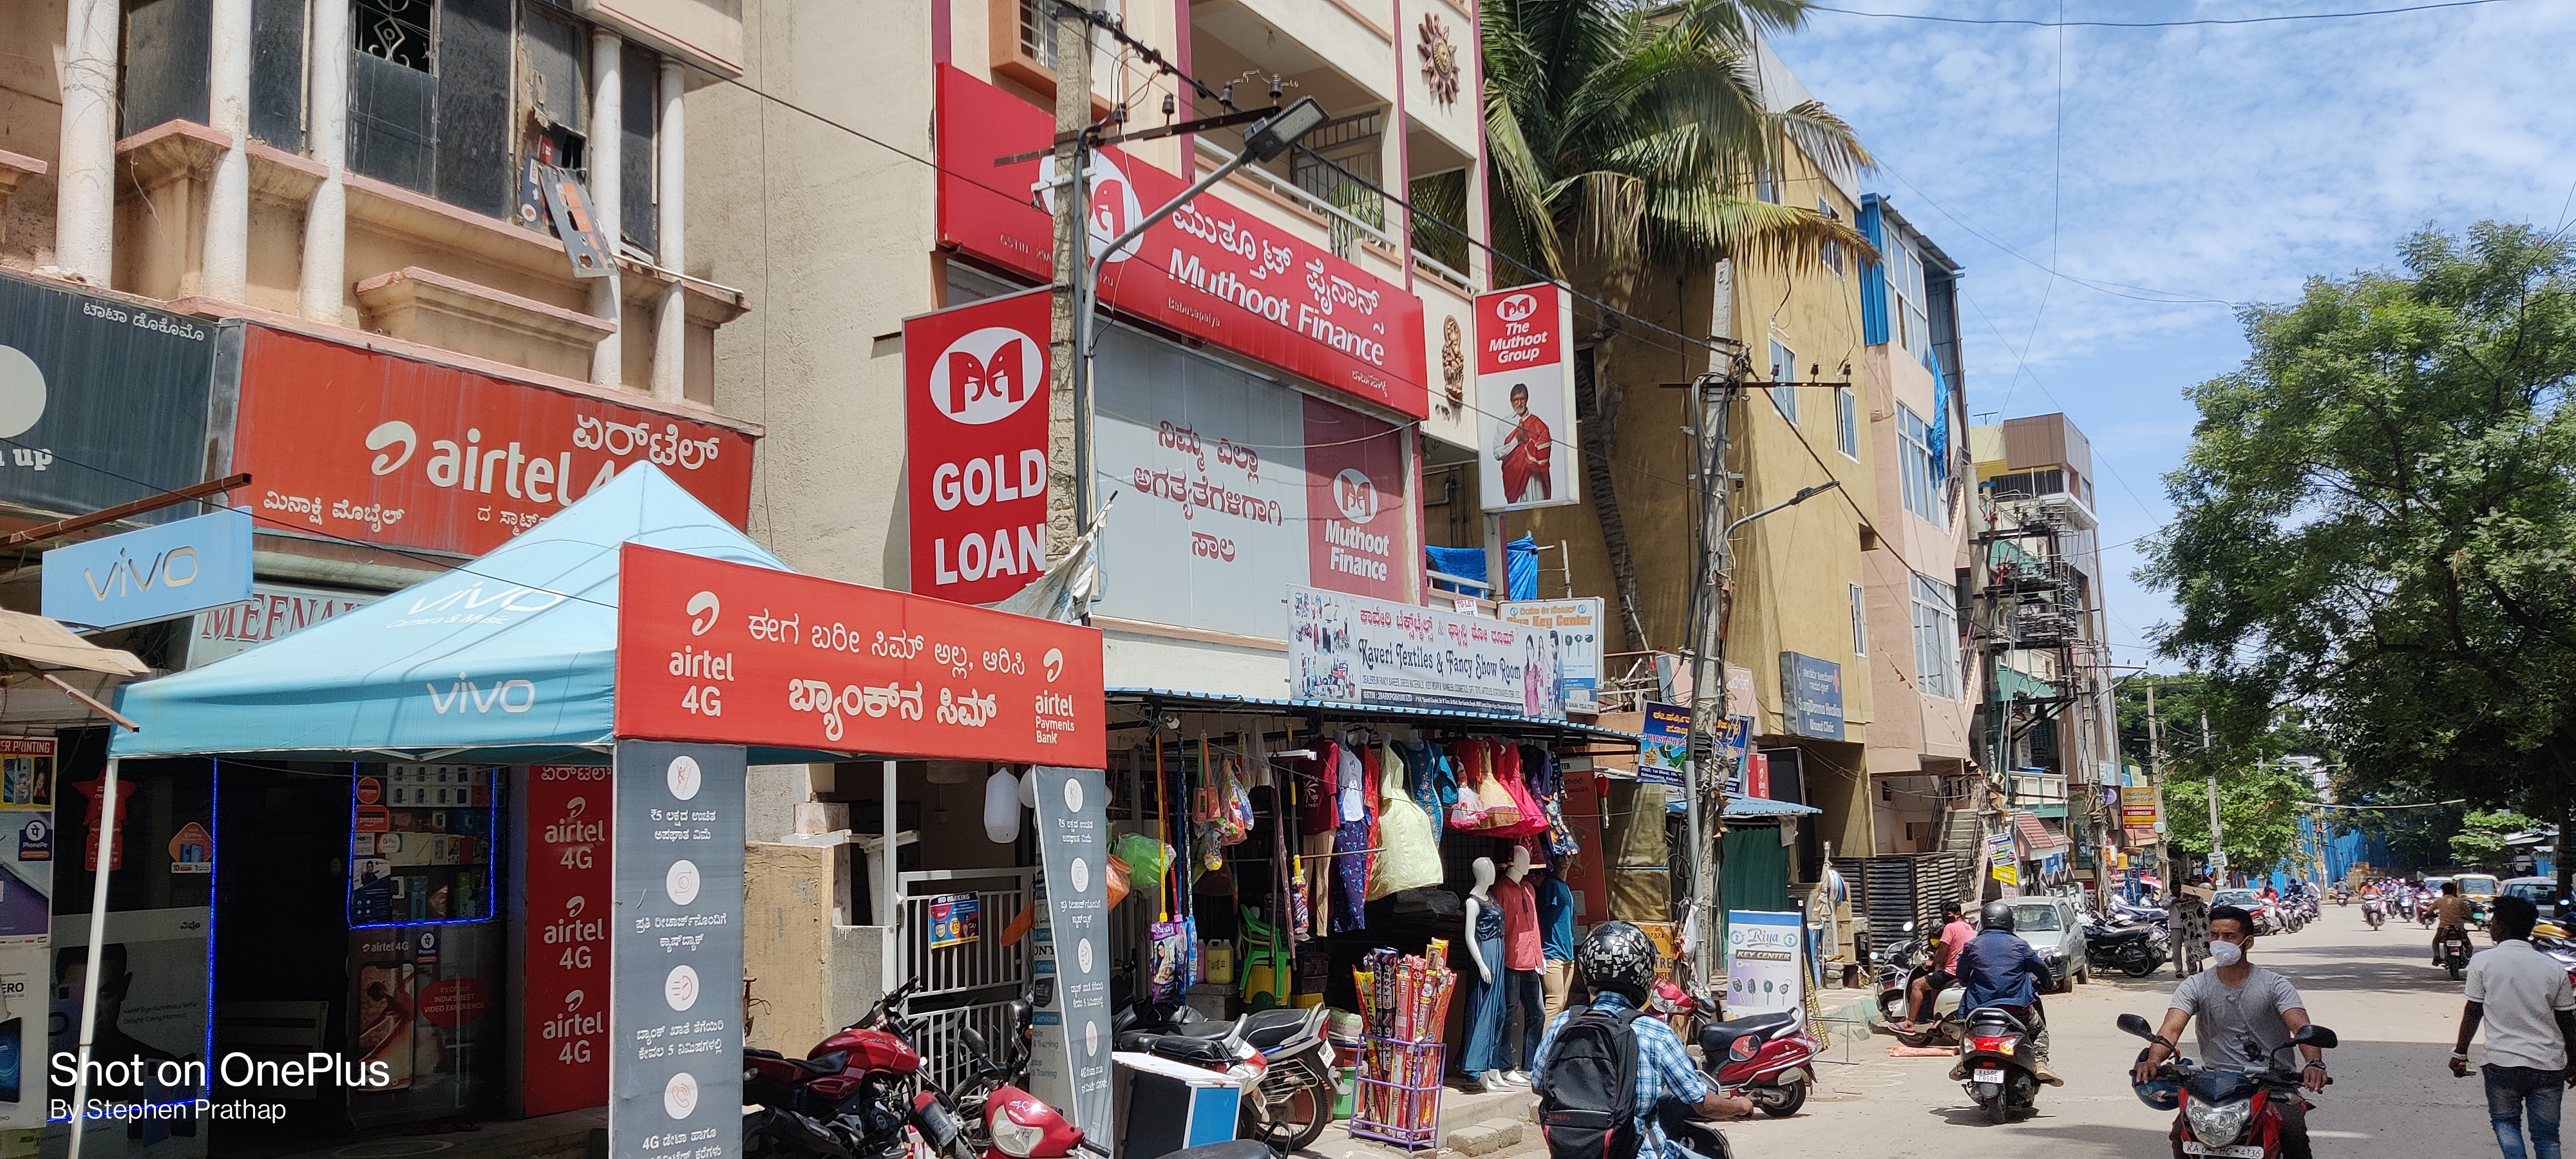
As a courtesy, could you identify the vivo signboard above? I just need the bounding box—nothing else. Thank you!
[41,508,254,630]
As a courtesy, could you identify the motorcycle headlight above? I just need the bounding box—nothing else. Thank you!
[992,1104,1047,1158]
[2185,1098,2253,1146]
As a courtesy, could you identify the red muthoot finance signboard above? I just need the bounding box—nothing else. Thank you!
[935,65,1430,420]
[614,545,1106,766]
[231,325,757,557]
[905,290,1051,605]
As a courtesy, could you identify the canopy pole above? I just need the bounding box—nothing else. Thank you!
[880,759,898,996]
[67,755,121,1156]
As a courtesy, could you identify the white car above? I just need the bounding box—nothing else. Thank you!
[2008,897,2088,991]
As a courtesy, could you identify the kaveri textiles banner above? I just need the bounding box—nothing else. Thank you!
[1287,585,1565,719]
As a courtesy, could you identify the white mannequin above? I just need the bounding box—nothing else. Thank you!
[1505,843,1531,883]
[1464,856,1497,983]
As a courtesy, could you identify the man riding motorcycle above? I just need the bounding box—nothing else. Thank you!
[1903,901,1975,1031]
[1954,901,2062,1086]
[1531,922,1752,1159]
[2132,904,2329,1159]
[2434,881,2474,966]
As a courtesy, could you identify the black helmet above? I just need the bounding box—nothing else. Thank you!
[1577,921,1658,1004]
[1981,900,2016,932]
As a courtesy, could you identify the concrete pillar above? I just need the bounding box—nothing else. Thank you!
[589,29,624,387]
[651,59,686,401]
[299,0,351,321]
[202,0,251,299]
[55,0,119,282]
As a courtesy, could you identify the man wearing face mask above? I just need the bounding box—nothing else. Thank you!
[2132,905,2329,1159]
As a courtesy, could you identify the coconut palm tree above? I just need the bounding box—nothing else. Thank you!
[1482,0,1870,650]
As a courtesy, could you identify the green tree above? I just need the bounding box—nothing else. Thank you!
[1482,0,1870,645]
[2141,223,2576,901]
[2162,766,2319,877]
[2450,810,2537,869]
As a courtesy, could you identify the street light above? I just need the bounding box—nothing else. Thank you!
[1068,97,1329,526]
[1685,475,1845,975]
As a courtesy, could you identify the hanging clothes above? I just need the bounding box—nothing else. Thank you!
[1298,741,1340,938]
[1531,745,1581,857]
[1368,742,1444,900]
[1331,736,1372,932]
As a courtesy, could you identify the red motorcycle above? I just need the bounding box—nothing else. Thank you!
[2119,1012,2337,1158]
[1654,979,1819,1117]
[743,975,973,1159]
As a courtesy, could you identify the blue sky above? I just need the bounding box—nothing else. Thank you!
[1766,0,2576,672]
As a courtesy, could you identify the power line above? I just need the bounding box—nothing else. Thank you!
[1809,0,2519,28]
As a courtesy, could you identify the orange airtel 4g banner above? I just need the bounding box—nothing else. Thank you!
[230,325,756,556]
[614,544,1106,766]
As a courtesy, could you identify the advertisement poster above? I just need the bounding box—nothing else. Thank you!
[1026,768,1112,1142]
[47,906,213,1156]
[1778,652,1846,740]
[346,922,506,1127]
[927,895,981,948]
[1637,702,1689,788]
[0,272,215,524]
[1722,910,1804,1015]
[1989,833,2019,887]
[185,583,374,668]
[226,324,757,558]
[609,742,746,1159]
[904,290,1052,607]
[521,764,611,1117]
[1287,585,1564,719]
[1500,598,1602,708]
[1474,283,1578,511]
[1090,326,1418,640]
[2120,787,2159,825]
[613,545,1106,766]
[1710,717,1754,797]
[933,67,1428,419]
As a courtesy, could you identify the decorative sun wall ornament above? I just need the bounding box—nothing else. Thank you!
[1418,15,1461,107]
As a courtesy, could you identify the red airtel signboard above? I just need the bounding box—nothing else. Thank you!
[520,764,611,1116]
[614,544,1106,766]
[230,325,757,557]
[905,290,1051,605]
[935,65,1429,420]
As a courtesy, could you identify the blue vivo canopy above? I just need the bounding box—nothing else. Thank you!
[111,464,800,762]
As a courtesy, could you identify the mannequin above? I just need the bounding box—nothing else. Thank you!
[1491,845,1545,1085]
[1535,853,1578,1020]
[1460,857,1508,1089]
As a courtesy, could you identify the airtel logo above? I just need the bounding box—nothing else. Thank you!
[929,327,1046,424]
[686,590,719,636]
[1036,153,1146,264]
[1494,292,1540,323]
[1333,469,1379,523]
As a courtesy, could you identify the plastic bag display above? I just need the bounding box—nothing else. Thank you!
[1113,833,1172,891]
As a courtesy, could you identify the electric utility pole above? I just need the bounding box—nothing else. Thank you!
[2202,711,2224,885]
[2146,679,2169,887]
[1684,368,1741,974]
[1046,0,1094,557]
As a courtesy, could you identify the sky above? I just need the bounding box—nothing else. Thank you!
[1764,0,2576,672]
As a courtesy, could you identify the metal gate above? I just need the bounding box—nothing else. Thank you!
[897,868,1034,1092]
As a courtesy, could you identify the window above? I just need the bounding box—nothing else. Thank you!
[1820,198,1843,277]
[1757,164,1779,204]
[1912,571,1958,698]
[1897,404,1938,523]
[1770,339,1798,424]
[1835,386,1859,458]
[1850,583,1868,658]
[1889,239,1931,355]
[355,0,435,70]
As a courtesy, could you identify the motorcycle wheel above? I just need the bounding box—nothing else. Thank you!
[2122,957,2161,978]
[1984,1095,2011,1126]
[1244,1075,1333,1155]
[1877,990,1908,1024]
[1760,1079,1807,1118]
[2449,961,2465,982]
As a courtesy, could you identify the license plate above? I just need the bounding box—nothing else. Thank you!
[2181,1144,2264,1158]
[1973,1068,2003,1082]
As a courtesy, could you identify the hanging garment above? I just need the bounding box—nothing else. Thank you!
[1294,742,1340,834]
[1485,744,1551,840]
[1367,743,1444,900]
[1531,746,1582,856]
[1446,741,1497,831]
[1473,742,1530,834]
[1331,802,1372,933]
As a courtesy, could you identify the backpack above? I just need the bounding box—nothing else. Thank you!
[1539,1006,1646,1159]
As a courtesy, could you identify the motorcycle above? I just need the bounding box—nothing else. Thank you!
[743,975,974,1159]
[1868,923,1927,1026]
[1693,1009,1821,1118]
[2439,927,2474,982]
[1952,1006,2045,1124]
[2118,1012,2336,1159]
[2085,919,2170,978]
[1112,988,1336,1153]
[2418,894,2439,928]
[2362,896,2385,930]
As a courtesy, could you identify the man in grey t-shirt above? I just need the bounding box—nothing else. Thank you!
[2133,905,2329,1159]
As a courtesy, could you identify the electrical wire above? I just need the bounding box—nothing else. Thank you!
[1808,0,2520,28]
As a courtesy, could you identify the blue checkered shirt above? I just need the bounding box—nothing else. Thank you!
[1530,993,1712,1159]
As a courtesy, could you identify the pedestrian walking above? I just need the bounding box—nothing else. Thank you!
[2450,894,2576,1159]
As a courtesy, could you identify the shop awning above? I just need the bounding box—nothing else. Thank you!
[1106,686,1640,748]
[108,464,826,763]
[2015,811,2070,855]
[1723,796,1821,817]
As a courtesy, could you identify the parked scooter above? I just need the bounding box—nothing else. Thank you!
[743,975,974,1159]
[1688,1010,1823,1118]
[1951,1006,2045,1124]
[1112,987,1336,1153]
[2119,1012,2337,1159]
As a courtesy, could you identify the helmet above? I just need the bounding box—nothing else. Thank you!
[1577,921,1658,1004]
[2132,1048,2181,1111]
[1981,901,2017,933]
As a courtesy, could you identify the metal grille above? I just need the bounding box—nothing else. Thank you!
[1288,112,1385,259]
[909,1001,1026,1095]
[898,870,1034,1000]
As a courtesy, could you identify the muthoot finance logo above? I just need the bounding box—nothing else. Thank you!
[1494,292,1539,323]
[929,327,1045,426]
[1332,469,1379,524]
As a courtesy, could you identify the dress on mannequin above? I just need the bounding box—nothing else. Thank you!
[1492,849,1545,1075]
[1459,858,1509,1084]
